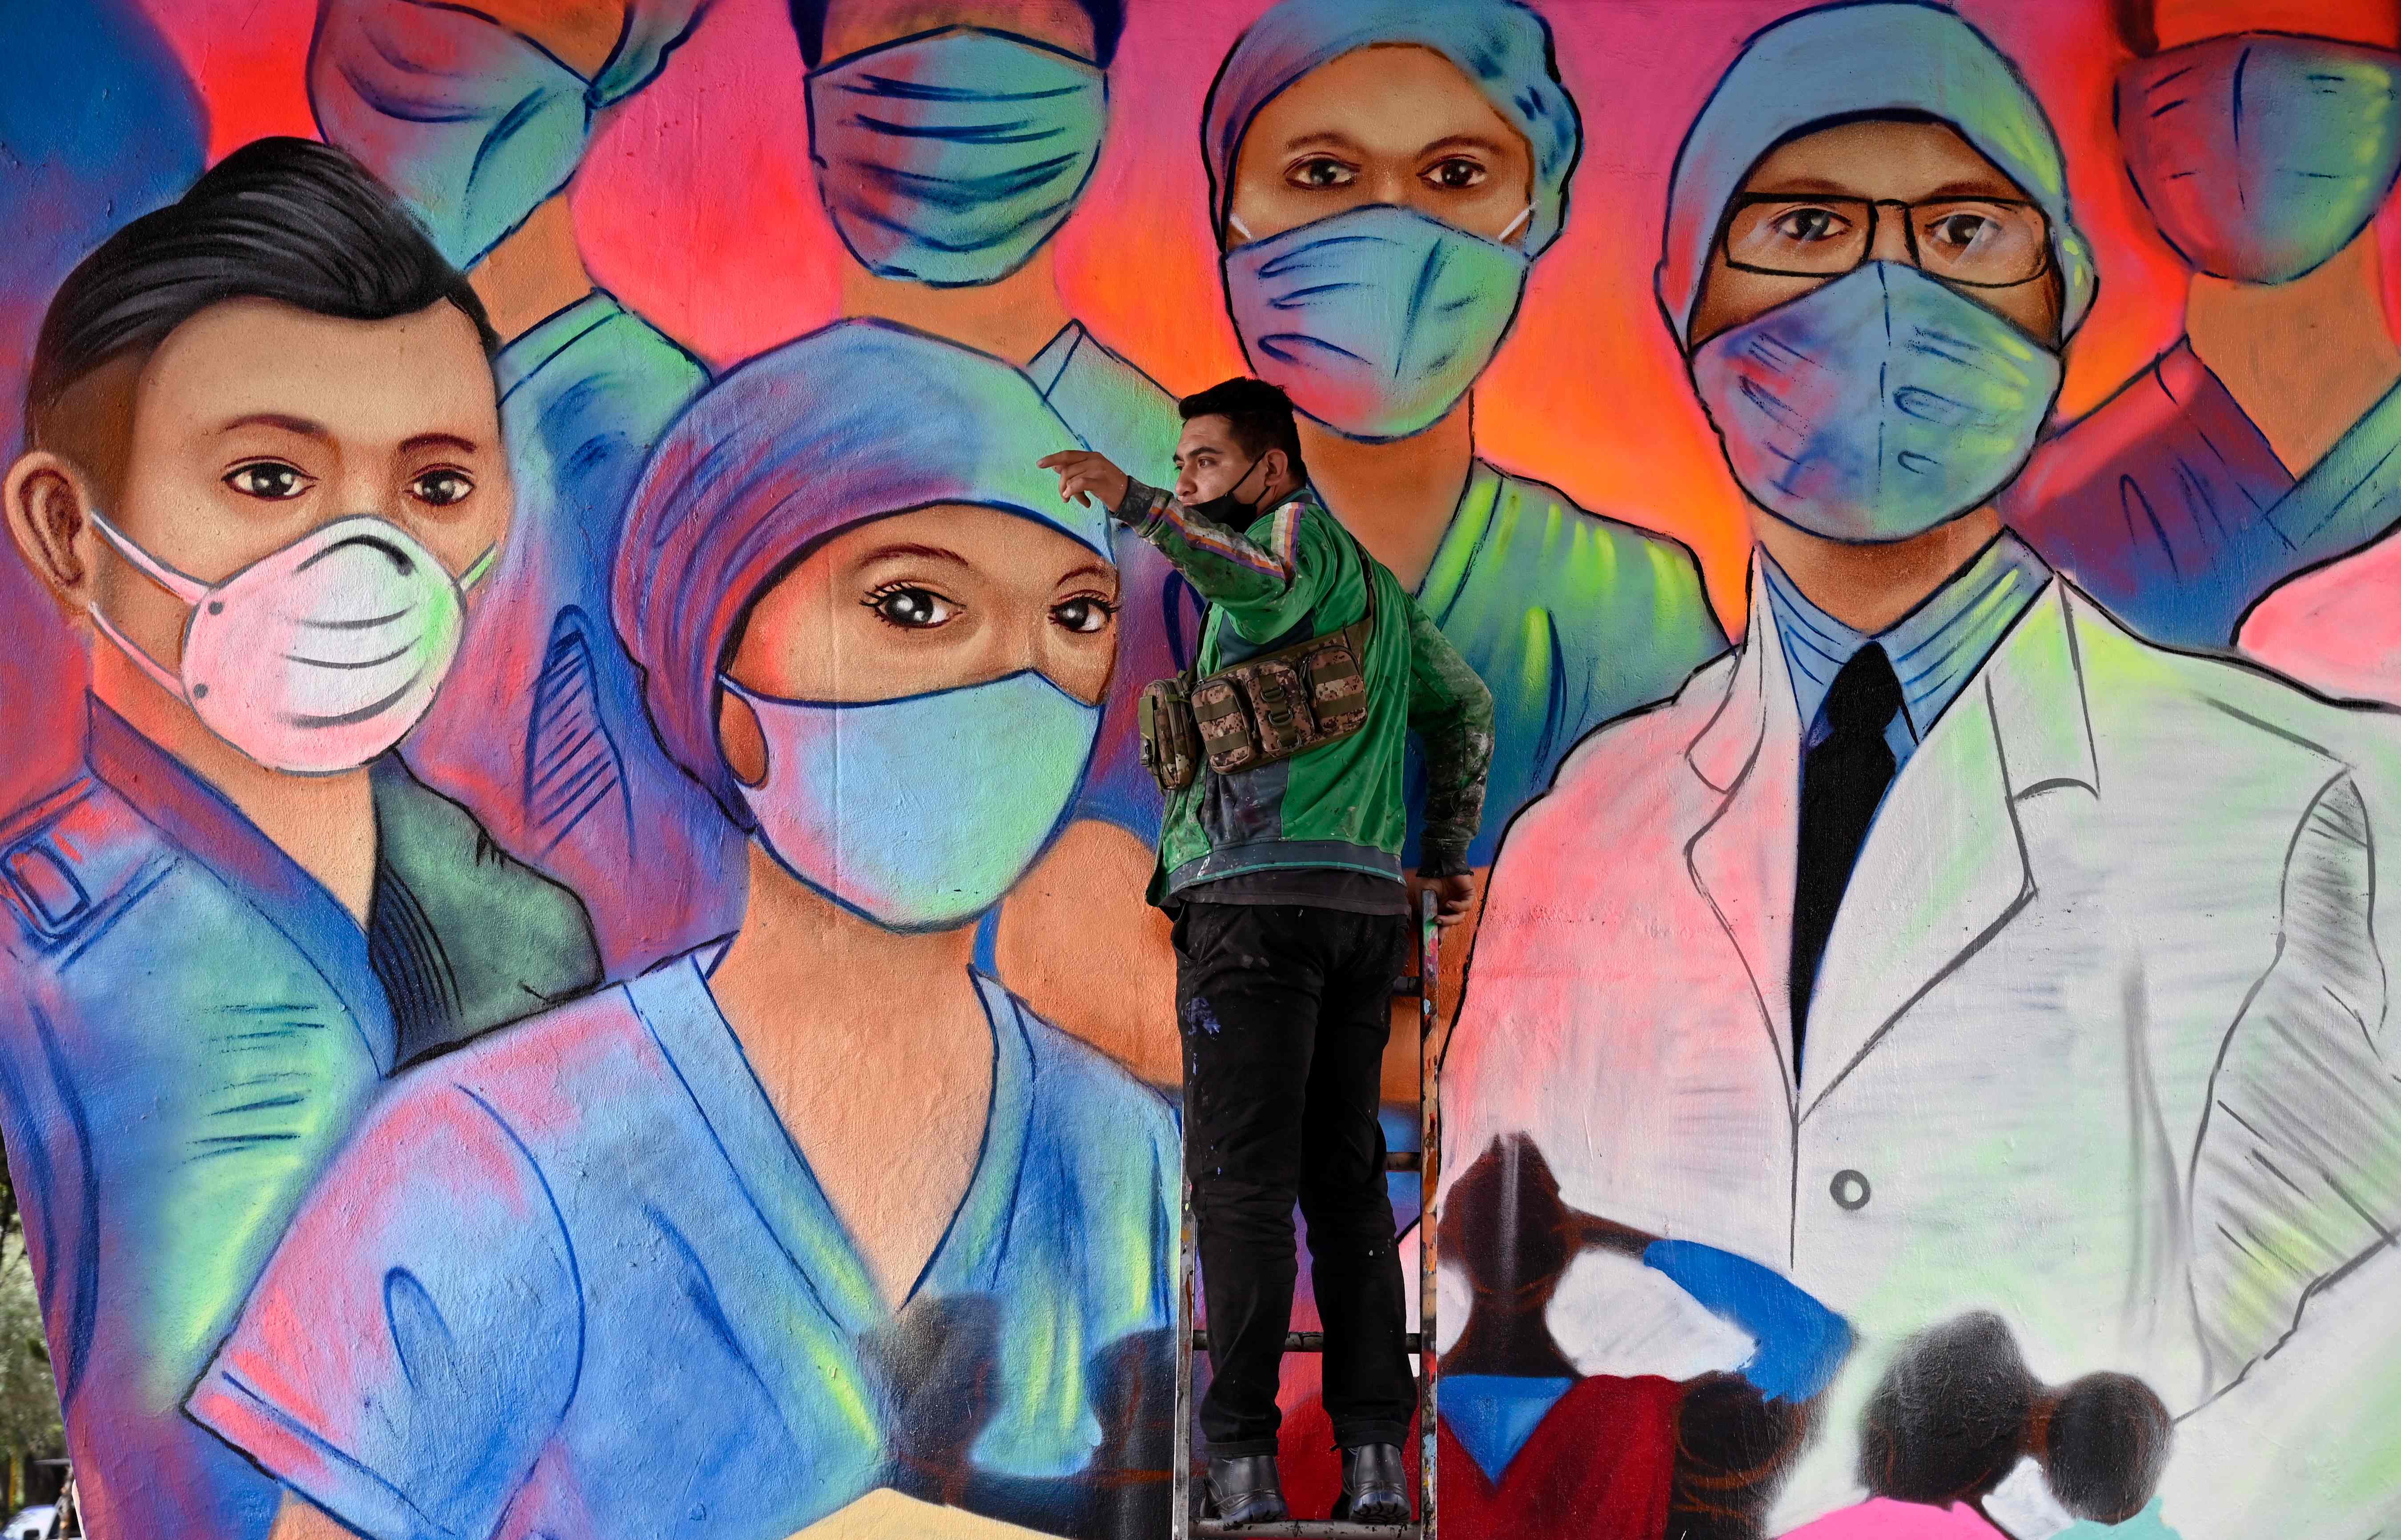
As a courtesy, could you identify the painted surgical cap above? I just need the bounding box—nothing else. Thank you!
[309,0,707,268]
[1656,0,2096,347]
[614,320,1108,823]
[1202,0,1582,257]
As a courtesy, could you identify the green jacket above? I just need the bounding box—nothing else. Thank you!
[1112,478,1494,902]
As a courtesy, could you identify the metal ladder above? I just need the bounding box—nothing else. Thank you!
[1171,890,1442,1539]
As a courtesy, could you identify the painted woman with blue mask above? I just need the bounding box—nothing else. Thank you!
[1204,0,1728,1047]
[2004,0,2401,653]
[189,322,1179,1540]
[310,0,741,977]
[795,0,1205,1095]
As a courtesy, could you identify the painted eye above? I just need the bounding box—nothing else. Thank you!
[867,586,957,629]
[409,469,475,508]
[1770,207,1851,244]
[1288,156,1357,190]
[224,461,310,500]
[1052,596,1116,635]
[1424,157,1487,192]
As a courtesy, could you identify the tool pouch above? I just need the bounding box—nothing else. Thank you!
[1149,536,1381,785]
[1138,677,1200,792]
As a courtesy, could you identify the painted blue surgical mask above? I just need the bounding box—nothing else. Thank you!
[1690,262,2062,544]
[722,669,1100,933]
[807,27,1108,289]
[309,0,707,268]
[1222,203,1533,443]
[2119,32,2401,285]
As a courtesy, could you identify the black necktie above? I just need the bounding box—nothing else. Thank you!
[1790,642,1903,1067]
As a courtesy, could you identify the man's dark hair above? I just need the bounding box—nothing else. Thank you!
[24,136,498,483]
[1179,378,1307,485]
[787,1,1125,68]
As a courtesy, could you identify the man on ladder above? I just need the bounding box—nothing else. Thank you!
[1044,379,1494,1530]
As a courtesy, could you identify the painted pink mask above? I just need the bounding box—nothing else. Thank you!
[87,511,492,775]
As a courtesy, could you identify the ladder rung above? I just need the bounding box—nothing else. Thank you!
[1188,1330,1423,1354]
[1383,1150,1419,1171]
[1196,1522,1419,1537]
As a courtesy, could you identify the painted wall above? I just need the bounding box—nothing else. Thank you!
[3,0,2401,1537]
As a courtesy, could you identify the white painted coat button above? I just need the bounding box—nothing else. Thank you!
[1830,1169,1871,1211]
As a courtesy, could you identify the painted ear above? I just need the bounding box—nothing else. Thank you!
[3,452,97,612]
[717,684,768,787]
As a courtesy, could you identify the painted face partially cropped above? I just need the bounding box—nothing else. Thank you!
[715,503,1118,932]
[1218,44,1541,443]
[1685,119,2067,544]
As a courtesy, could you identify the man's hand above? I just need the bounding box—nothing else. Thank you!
[1420,871,1478,926]
[1038,450,1130,513]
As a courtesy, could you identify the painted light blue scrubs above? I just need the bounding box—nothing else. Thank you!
[192,950,1178,1540]
[2003,338,2401,650]
[407,291,737,976]
[0,702,598,1540]
[1398,463,1729,870]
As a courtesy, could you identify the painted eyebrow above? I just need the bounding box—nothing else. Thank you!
[856,542,972,567]
[1056,560,1116,586]
[400,432,483,456]
[218,412,330,440]
[1417,133,1512,158]
[1280,130,1365,155]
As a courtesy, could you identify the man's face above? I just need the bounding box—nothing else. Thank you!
[89,297,510,682]
[1172,415,1269,506]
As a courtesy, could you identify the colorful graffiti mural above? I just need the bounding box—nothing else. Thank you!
[2,0,2401,1537]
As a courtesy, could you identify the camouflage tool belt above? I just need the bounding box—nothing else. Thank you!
[1138,574,1374,792]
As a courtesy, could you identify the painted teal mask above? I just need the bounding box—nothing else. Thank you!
[1222,202,1533,443]
[806,27,1108,289]
[2118,32,2401,285]
[722,669,1099,932]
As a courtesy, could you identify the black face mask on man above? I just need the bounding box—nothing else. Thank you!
[1194,451,1274,527]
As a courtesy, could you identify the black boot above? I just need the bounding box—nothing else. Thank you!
[1332,1442,1409,1524]
[1205,1454,1289,1525]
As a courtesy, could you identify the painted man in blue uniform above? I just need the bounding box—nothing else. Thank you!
[0,139,600,1540]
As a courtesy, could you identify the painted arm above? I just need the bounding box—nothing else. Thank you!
[2153,773,2401,1539]
[1402,594,1494,880]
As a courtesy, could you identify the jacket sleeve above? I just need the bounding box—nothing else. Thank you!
[1402,593,1494,878]
[2154,771,2401,1540]
[1111,479,1329,641]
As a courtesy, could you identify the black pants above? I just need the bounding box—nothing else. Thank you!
[1175,901,1414,1458]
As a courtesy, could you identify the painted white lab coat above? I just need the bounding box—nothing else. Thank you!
[1442,568,2401,1536]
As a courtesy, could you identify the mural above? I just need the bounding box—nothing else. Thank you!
[0,0,2398,1538]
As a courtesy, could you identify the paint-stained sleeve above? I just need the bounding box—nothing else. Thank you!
[1403,592,1494,878]
[1111,479,1328,640]
[185,1080,579,1540]
[2155,772,2401,1538]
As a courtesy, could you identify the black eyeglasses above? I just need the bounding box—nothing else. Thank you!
[1720,193,2053,289]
